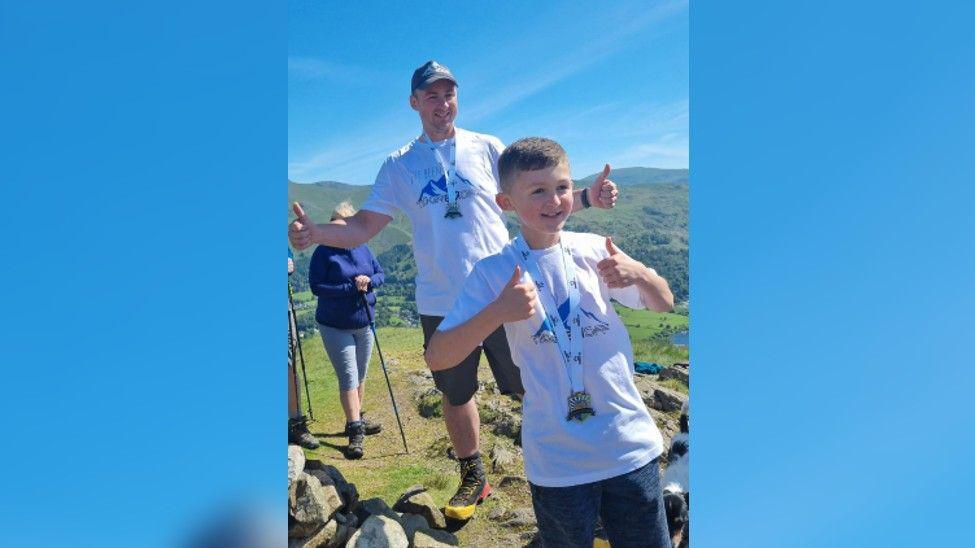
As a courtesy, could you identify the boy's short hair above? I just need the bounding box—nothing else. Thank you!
[498,137,569,192]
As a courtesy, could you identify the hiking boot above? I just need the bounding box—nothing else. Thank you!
[344,412,383,436]
[444,453,491,520]
[288,417,320,450]
[345,421,365,460]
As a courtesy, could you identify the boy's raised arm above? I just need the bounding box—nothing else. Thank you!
[426,265,537,372]
[288,202,392,250]
[597,237,674,312]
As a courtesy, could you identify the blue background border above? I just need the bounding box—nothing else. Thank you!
[1,1,973,545]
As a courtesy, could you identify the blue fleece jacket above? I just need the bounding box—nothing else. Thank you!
[308,244,385,329]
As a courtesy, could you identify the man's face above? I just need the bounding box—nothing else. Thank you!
[409,80,457,136]
[496,162,575,242]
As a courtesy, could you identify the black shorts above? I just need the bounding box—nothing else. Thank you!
[421,315,525,406]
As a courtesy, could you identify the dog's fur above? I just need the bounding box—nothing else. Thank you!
[662,401,689,548]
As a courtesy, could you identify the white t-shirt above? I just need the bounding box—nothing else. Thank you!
[361,127,510,316]
[439,231,664,487]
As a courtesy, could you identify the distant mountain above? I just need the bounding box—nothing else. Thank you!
[576,167,688,186]
[288,166,688,302]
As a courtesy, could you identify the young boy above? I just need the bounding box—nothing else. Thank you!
[425,137,675,547]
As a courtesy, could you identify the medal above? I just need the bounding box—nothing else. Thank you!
[513,237,593,424]
[445,201,463,219]
[566,391,595,422]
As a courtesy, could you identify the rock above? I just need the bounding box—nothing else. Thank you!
[478,397,507,424]
[659,366,689,385]
[487,507,507,521]
[653,387,687,413]
[520,528,540,542]
[291,472,340,538]
[305,472,344,515]
[412,528,459,547]
[504,507,536,528]
[633,375,657,404]
[354,497,400,524]
[392,485,446,530]
[416,387,443,418]
[491,410,522,441]
[345,515,408,548]
[305,463,359,510]
[408,370,434,387]
[397,513,429,544]
[650,408,679,448]
[289,518,351,548]
[498,476,527,490]
[489,441,519,473]
[289,445,306,485]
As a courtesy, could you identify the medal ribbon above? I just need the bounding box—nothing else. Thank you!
[421,132,458,210]
[512,236,584,394]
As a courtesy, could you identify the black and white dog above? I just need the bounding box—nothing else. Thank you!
[662,401,689,548]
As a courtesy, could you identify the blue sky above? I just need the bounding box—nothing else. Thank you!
[288,0,688,185]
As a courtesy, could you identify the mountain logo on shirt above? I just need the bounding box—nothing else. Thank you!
[416,173,476,208]
[531,299,610,345]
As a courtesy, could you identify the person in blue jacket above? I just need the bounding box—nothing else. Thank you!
[309,201,385,459]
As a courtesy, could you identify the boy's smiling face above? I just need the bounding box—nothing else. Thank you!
[496,162,575,248]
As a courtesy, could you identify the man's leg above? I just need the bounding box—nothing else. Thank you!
[443,397,479,458]
[421,315,490,519]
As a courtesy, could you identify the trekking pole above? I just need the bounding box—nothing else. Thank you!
[289,280,314,419]
[360,290,409,454]
[288,311,306,420]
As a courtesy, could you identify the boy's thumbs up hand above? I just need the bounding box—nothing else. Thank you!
[597,236,647,289]
[588,163,619,209]
[492,264,538,323]
[289,201,316,250]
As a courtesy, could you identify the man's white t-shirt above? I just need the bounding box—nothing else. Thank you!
[439,231,664,487]
[361,127,510,316]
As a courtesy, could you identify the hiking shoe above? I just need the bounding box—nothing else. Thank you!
[345,421,365,460]
[444,454,491,520]
[288,417,320,450]
[344,412,382,436]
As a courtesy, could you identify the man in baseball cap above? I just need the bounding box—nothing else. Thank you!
[290,59,620,520]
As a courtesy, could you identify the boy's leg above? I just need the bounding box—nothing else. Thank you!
[529,480,600,548]
[481,324,525,397]
[598,457,671,548]
[421,315,490,519]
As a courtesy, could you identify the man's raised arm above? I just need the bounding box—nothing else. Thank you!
[288,202,392,250]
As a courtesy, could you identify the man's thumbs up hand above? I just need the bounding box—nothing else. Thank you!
[289,201,315,250]
[588,163,619,209]
[492,264,538,323]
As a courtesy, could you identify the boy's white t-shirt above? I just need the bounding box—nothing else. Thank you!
[439,231,664,487]
[361,127,510,316]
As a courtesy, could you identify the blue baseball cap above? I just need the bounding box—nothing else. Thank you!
[411,60,457,93]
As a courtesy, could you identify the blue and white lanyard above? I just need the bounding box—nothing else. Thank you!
[512,236,585,393]
[422,132,458,209]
